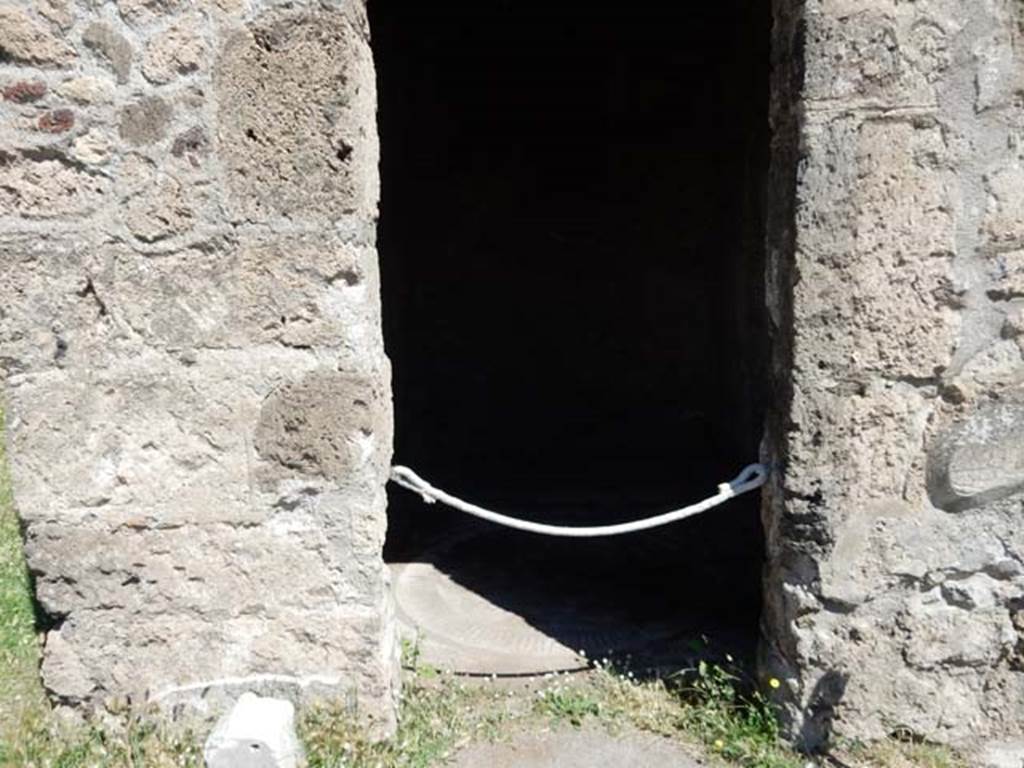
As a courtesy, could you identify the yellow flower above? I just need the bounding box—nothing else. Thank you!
[768,677,781,689]
[714,739,725,750]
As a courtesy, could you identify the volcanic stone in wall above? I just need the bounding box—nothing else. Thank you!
[255,370,390,486]
[216,7,378,222]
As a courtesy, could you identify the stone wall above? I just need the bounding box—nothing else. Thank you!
[764,0,1024,749]
[4,0,1023,750]
[0,0,397,731]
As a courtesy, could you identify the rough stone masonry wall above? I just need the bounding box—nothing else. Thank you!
[0,0,398,730]
[764,0,1024,750]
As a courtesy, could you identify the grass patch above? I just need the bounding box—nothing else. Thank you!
[300,642,804,768]
[302,658,523,767]
[316,651,789,768]
[1,710,204,768]
[531,657,800,768]
[0,638,970,768]
[836,737,968,768]
[302,680,473,767]
[0,401,49,742]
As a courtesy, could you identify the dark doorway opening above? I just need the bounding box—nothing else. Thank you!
[372,1,771,672]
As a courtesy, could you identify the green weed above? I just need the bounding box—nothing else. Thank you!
[534,684,602,726]
[671,660,795,768]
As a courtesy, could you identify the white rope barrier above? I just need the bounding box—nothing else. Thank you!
[388,462,768,538]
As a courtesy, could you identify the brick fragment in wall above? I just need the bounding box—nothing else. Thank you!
[37,109,74,133]
[4,80,47,103]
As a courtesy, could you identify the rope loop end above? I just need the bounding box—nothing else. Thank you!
[729,463,769,494]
